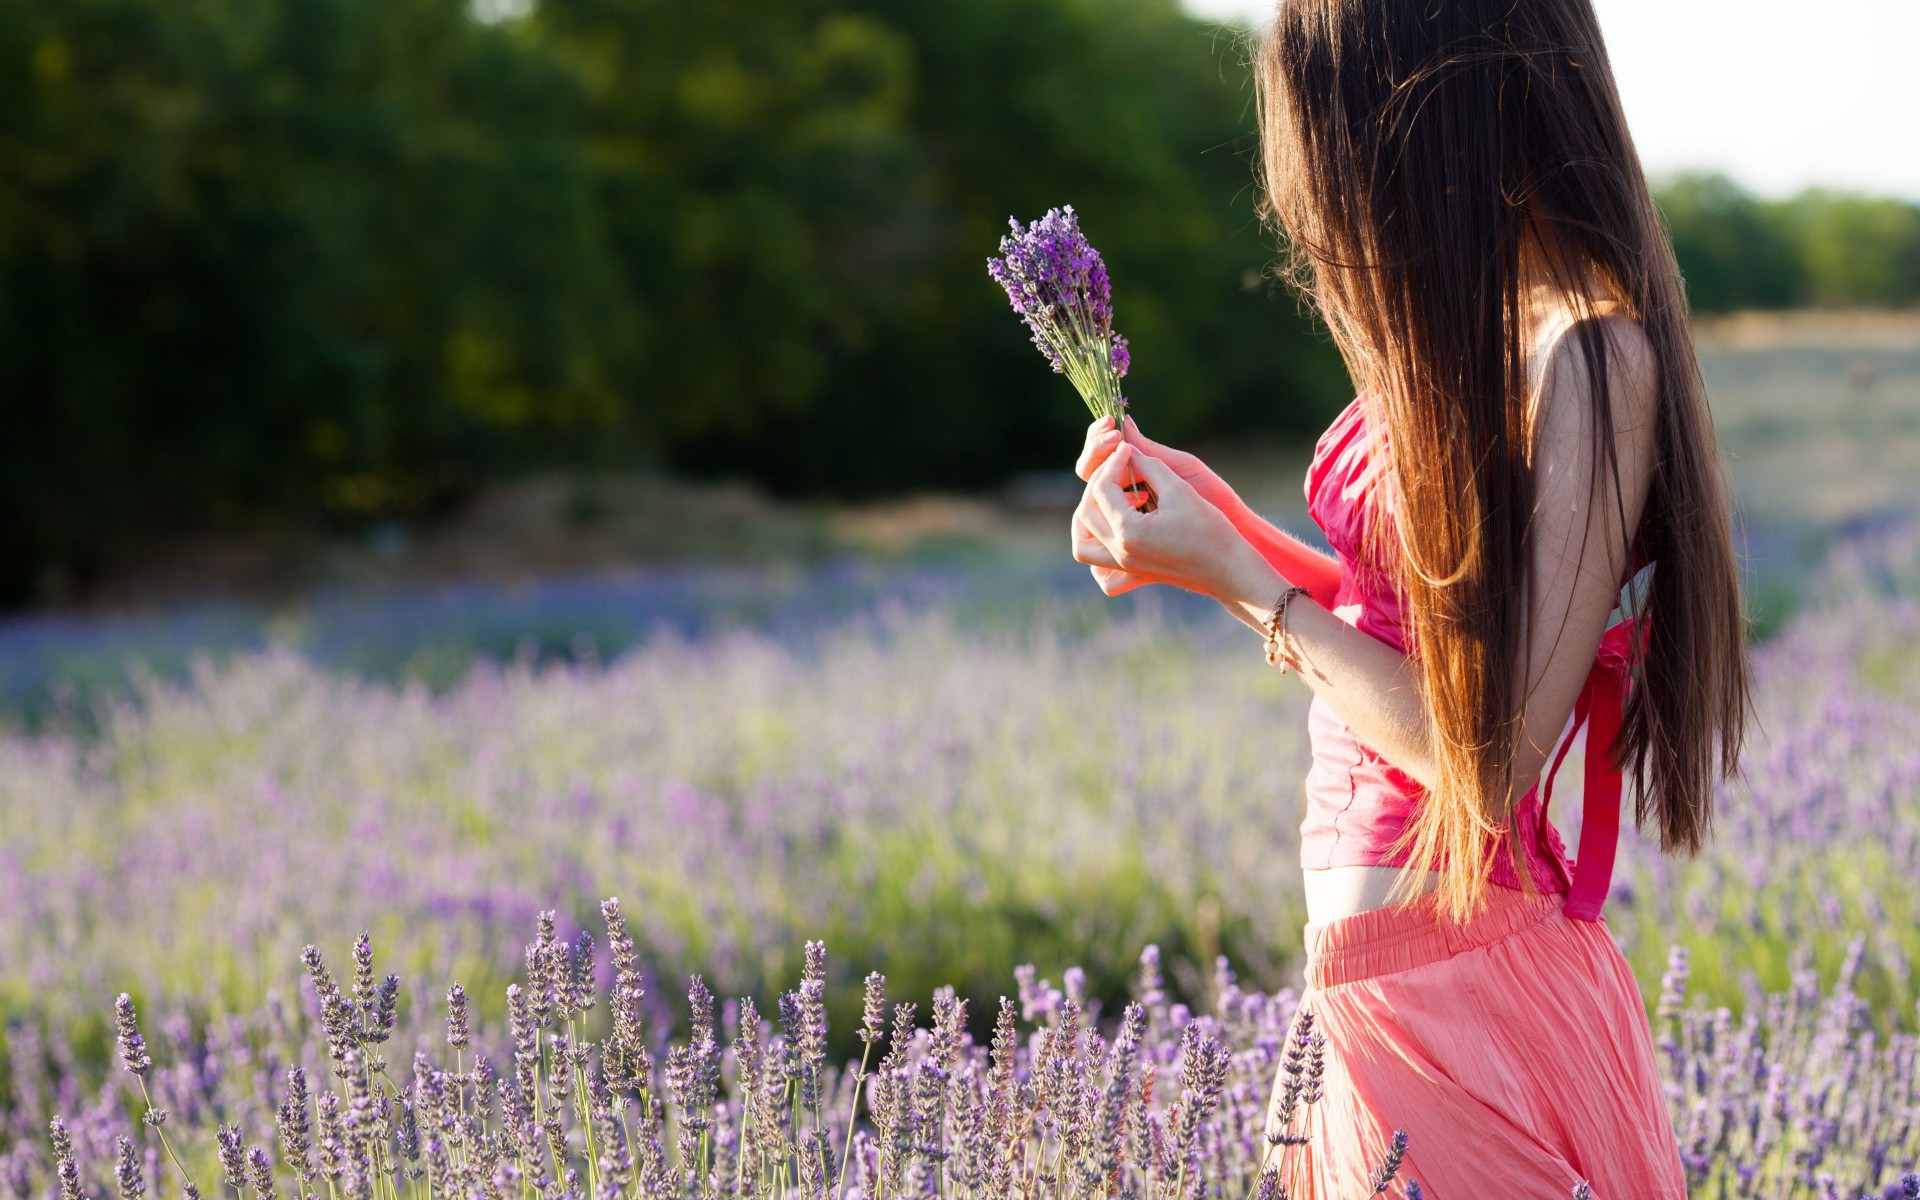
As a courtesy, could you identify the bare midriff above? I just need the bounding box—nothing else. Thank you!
[1302,864,1444,925]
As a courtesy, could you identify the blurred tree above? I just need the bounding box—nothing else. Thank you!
[1655,173,1803,313]
[535,0,1347,498]
[1656,172,1920,314]
[0,0,631,603]
[3,2,1917,607]
[1788,191,1920,308]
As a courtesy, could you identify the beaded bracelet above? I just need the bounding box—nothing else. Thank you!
[1264,585,1312,673]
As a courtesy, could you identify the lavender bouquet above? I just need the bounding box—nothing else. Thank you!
[987,205,1132,429]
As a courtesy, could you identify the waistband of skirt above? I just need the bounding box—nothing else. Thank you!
[1302,884,1567,989]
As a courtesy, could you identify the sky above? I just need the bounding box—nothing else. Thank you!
[1179,0,1920,202]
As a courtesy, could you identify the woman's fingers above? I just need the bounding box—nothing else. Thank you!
[1075,423,1166,598]
[1076,416,1122,481]
[1072,520,1115,569]
[1120,442,1182,491]
[1075,461,1156,594]
[1071,491,1119,567]
[1088,443,1148,534]
[1093,564,1150,595]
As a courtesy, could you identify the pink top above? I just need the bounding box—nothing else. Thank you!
[1300,389,1652,918]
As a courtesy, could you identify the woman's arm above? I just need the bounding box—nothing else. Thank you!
[1079,318,1658,797]
[1074,417,1343,600]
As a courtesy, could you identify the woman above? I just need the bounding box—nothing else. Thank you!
[1070,0,1752,1195]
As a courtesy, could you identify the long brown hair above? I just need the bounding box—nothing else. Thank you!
[1252,0,1753,920]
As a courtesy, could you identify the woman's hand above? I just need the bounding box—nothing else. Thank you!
[1072,442,1271,599]
[1073,414,1252,595]
[1073,412,1345,601]
[1075,415,1247,518]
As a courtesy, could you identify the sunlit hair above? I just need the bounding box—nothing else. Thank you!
[1252,0,1754,920]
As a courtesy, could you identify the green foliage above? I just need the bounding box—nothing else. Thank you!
[0,0,640,603]
[1656,174,1804,312]
[1789,190,1920,308]
[537,0,1349,495]
[1656,172,1920,314]
[0,0,1349,604]
[6,0,1918,606]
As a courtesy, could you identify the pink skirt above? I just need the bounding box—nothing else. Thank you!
[1264,886,1686,1199]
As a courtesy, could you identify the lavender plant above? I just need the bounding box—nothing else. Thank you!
[988,205,1131,428]
[7,543,1920,1058]
[20,914,1431,1200]
[0,597,1313,1044]
[3,498,1920,1196]
[1656,936,1920,1199]
[17,913,1920,1200]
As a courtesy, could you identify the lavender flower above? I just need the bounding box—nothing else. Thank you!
[216,1123,246,1191]
[1658,945,1691,1018]
[315,1093,345,1184]
[664,975,721,1178]
[50,909,1920,1200]
[446,984,470,1052]
[600,897,652,1096]
[370,973,399,1044]
[245,1148,277,1200]
[1370,1129,1408,1194]
[393,1098,421,1168]
[300,945,361,1074]
[277,1066,315,1185]
[113,1138,143,1200]
[49,1119,87,1200]
[351,933,376,1017]
[793,941,829,1112]
[861,972,887,1045]
[987,205,1131,426]
[1139,945,1167,1010]
[566,930,596,1019]
[114,994,151,1077]
[527,913,559,1028]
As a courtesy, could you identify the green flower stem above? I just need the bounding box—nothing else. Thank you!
[135,1077,200,1196]
[834,1038,876,1200]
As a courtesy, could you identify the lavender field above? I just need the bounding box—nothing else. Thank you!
[2,517,1920,1196]
[3,323,1920,1195]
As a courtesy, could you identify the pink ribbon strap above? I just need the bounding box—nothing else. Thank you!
[1539,614,1648,922]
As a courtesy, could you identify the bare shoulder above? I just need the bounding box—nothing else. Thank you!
[1528,310,1658,465]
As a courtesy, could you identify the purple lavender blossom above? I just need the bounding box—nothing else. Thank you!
[300,945,360,1074]
[445,984,470,1052]
[114,995,151,1077]
[861,972,887,1045]
[38,914,1920,1200]
[216,1123,246,1191]
[112,1138,142,1200]
[315,1093,346,1184]
[566,930,596,1019]
[245,1148,277,1200]
[350,932,377,1025]
[49,1119,86,1200]
[277,1066,315,1186]
[1138,945,1166,1010]
[987,205,1131,426]
[371,973,399,1044]
[1369,1129,1408,1194]
[1657,945,1690,1018]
